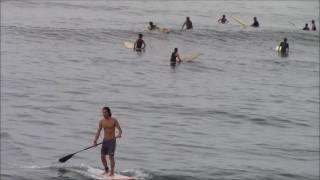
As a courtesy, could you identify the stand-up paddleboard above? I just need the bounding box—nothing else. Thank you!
[88,167,135,180]
[231,16,248,28]
[182,53,201,62]
[124,42,134,49]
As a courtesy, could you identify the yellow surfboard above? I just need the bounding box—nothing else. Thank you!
[231,16,248,28]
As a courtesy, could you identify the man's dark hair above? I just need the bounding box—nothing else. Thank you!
[103,107,112,116]
[139,34,143,38]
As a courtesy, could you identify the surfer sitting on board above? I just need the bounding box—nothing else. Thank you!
[251,17,259,27]
[311,20,317,31]
[134,34,146,52]
[148,21,160,31]
[303,23,310,31]
[182,17,193,30]
[93,107,122,176]
[279,38,289,56]
[170,48,182,65]
[218,14,229,24]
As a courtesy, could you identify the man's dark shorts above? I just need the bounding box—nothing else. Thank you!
[101,138,116,156]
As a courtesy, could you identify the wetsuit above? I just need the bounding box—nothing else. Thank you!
[220,18,227,24]
[252,21,259,27]
[170,52,178,65]
[279,41,289,54]
[135,39,144,51]
[149,24,157,30]
[303,26,309,31]
[186,20,193,29]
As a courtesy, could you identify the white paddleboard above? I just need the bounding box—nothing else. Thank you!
[124,41,134,49]
[182,53,201,62]
[88,167,135,180]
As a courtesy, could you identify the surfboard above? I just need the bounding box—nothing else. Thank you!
[159,27,171,33]
[88,167,135,180]
[275,45,282,52]
[146,26,171,33]
[124,42,134,49]
[231,16,248,28]
[182,53,201,62]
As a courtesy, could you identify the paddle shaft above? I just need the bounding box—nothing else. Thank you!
[59,142,102,163]
[73,142,102,155]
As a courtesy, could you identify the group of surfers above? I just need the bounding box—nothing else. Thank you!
[133,15,313,64]
[92,17,316,177]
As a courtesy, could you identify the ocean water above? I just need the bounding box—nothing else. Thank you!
[1,0,319,180]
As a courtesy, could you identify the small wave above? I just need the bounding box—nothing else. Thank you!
[21,119,58,126]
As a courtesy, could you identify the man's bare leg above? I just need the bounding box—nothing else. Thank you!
[101,155,108,175]
[108,155,115,176]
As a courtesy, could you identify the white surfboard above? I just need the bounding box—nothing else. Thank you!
[159,27,171,33]
[145,26,171,33]
[275,45,282,52]
[88,167,135,180]
[182,53,201,62]
[124,42,134,49]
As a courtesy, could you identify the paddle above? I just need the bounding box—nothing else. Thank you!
[59,142,102,163]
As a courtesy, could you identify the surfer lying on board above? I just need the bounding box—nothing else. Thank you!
[182,17,193,30]
[134,34,146,52]
[218,14,229,24]
[93,107,122,176]
[148,21,160,31]
[170,48,182,66]
[251,17,259,27]
[279,38,289,56]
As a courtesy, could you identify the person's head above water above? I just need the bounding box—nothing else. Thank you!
[149,22,153,26]
[174,48,178,52]
[311,20,315,24]
[222,14,226,18]
[186,17,190,21]
[305,23,309,27]
[254,17,257,21]
[102,106,112,118]
[284,38,287,42]
[139,34,143,38]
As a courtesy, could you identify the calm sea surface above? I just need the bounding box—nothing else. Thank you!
[1,0,319,180]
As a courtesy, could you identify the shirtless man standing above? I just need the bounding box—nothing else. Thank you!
[93,107,122,176]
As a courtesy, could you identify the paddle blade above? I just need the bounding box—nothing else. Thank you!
[59,153,74,163]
